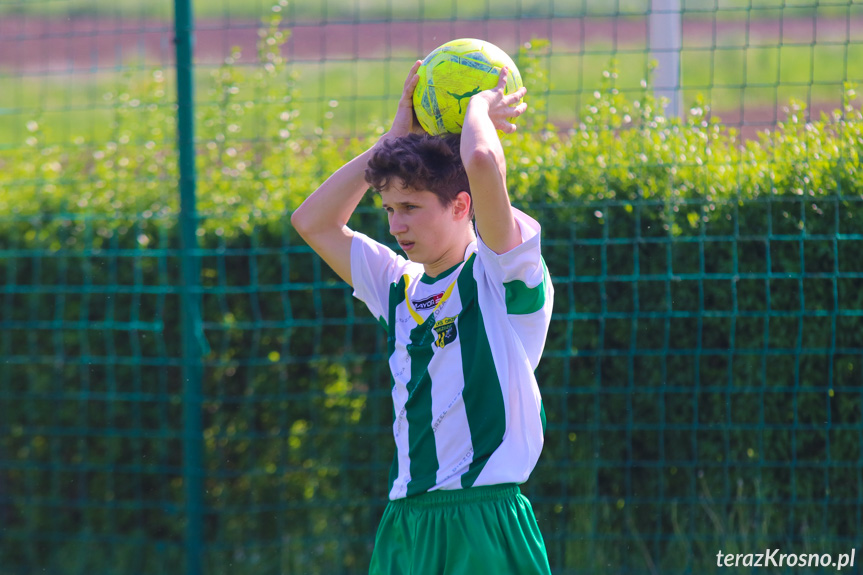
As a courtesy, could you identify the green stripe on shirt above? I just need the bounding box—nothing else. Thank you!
[503,258,549,315]
[457,256,506,488]
[404,315,441,497]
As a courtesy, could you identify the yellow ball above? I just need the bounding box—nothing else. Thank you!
[413,38,523,136]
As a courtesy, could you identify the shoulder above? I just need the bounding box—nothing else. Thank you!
[351,232,423,283]
[475,209,544,280]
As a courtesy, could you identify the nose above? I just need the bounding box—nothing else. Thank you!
[389,212,407,236]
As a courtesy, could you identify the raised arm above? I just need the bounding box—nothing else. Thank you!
[460,68,527,255]
[290,60,423,286]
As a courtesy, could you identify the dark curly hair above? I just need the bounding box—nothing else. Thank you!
[365,133,472,217]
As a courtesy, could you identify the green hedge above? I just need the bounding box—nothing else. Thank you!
[1,17,862,575]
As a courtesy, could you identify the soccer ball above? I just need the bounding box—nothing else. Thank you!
[412,38,523,136]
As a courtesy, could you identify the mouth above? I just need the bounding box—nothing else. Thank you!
[398,241,415,252]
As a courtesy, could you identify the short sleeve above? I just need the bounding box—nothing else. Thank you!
[350,232,418,325]
[475,208,554,367]
[476,209,550,316]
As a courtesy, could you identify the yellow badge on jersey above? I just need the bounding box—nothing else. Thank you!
[433,316,458,349]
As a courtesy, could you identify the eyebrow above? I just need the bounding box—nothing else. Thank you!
[381,200,420,208]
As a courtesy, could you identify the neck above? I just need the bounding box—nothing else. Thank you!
[423,236,474,278]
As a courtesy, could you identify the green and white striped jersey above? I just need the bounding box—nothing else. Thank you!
[351,208,553,500]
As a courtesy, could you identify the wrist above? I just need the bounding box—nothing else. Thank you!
[376,131,395,148]
[467,94,491,113]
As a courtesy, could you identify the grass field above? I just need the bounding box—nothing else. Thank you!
[0,0,858,21]
[2,36,861,147]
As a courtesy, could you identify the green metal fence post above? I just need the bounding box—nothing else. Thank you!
[173,1,204,574]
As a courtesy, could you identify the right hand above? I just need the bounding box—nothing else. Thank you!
[468,66,527,134]
[386,60,425,139]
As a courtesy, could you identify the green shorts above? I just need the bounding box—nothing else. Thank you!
[368,484,551,575]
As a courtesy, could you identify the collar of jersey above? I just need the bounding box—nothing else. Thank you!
[404,252,475,325]
[419,241,478,285]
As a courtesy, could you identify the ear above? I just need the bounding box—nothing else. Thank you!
[452,191,472,221]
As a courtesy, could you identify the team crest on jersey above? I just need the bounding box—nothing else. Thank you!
[433,316,458,349]
[412,292,445,311]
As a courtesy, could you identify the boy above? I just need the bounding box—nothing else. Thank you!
[291,60,554,574]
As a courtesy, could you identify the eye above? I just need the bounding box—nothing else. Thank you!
[384,207,394,214]
[405,205,418,211]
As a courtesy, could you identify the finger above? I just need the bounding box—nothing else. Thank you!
[400,70,421,108]
[497,104,526,126]
[503,86,527,106]
[404,60,422,92]
[404,72,420,98]
[496,66,509,91]
[508,102,528,118]
[497,120,518,134]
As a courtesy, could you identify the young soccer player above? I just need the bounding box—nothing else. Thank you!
[291,60,554,574]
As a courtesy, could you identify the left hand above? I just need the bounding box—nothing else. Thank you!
[468,67,527,134]
[387,60,426,139]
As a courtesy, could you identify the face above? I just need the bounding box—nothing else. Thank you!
[379,180,473,276]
